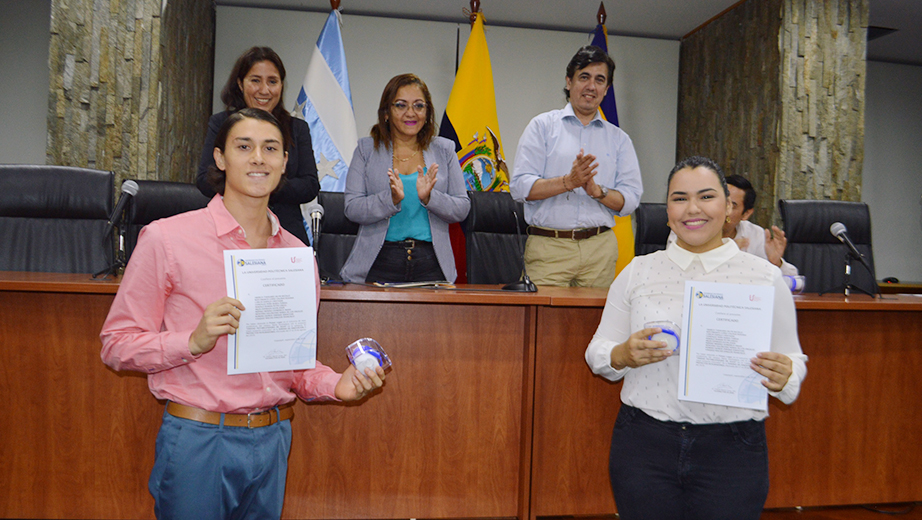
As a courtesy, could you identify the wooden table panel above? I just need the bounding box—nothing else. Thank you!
[3,272,920,520]
[0,289,159,519]
[283,299,532,519]
[531,305,618,518]
[764,309,922,508]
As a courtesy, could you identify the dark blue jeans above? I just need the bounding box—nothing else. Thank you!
[609,405,769,520]
[366,239,445,283]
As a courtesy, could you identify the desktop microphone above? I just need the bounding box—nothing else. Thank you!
[303,201,324,249]
[503,210,537,292]
[829,222,872,271]
[103,180,139,240]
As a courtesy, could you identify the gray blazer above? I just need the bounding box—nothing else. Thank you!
[340,136,471,283]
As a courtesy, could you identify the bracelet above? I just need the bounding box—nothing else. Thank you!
[561,175,572,192]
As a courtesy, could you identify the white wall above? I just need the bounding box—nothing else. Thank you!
[863,61,922,282]
[214,6,680,203]
[5,3,918,280]
[0,0,50,164]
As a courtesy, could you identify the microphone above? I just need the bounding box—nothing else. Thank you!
[103,180,139,239]
[503,210,537,292]
[829,222,872,271]
[303,201,324,249]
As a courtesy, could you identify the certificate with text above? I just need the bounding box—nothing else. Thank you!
[677,281,774,410]
[224,247,317,375]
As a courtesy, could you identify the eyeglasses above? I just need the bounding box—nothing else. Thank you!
[392,101,427,114]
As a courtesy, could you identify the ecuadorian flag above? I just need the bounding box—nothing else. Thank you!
[438,12,507,193]
[591,23,635,275]
[438,12,507,282]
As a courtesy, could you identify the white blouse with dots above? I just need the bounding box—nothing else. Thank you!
[585,238,808,424]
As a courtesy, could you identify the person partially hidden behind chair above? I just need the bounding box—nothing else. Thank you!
[101,109,386,520]
[667,174,798,276]
[510,45,643,288]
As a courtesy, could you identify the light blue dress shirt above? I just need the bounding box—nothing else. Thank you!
[510,103,643,229]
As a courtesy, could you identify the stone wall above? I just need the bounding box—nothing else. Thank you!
[158,0,214,182]
[777,0,867,206]
[677,0,783,226]
[46,0,214,186]
[676,0,868,227]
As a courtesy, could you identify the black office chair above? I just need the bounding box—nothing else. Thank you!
[778,199,877,295]
[462,190,528,285]
[633,202,670,256]
[316,191,359,281]
[0,165,115,273]
[124,180,210,259]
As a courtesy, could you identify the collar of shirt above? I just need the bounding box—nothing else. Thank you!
[208,195,282,241]
[665,238,739,272]
[561,102,604,127]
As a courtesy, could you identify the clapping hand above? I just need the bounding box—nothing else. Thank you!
[764,226,788,267]
[416,163,438,205]
[387,168,404,205]
[562,149,598,191]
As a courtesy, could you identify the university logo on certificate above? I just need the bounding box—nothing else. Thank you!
[677,280,775,411]
[224,247,317,375]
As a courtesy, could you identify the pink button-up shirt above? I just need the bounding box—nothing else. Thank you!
[101,196,338,414]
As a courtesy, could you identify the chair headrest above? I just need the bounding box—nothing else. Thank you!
[126,180,210,226]
[317,191,359,235]
[778,199,871,244]
[465,191,525,234]
[0,165,113,219]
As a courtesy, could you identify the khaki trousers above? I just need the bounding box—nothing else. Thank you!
[524,228,618,287]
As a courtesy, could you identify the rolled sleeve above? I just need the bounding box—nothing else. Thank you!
[611,136,643,217]
[510,116,547,203]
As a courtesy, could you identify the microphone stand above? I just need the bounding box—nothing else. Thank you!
[93,217,127,279]
[502,210,537,292]
[818,252,875,298]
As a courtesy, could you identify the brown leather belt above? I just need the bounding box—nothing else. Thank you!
[526,226,610,240]
[166,401,294,428]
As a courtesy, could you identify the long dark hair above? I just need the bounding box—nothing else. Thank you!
[206,108,290,195]
[220,46,292,145]
[370,73,437,151]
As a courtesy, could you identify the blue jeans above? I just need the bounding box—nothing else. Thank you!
[609,405,769,520]
[148,407,293,520]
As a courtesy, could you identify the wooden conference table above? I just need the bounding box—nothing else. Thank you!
[1,271,920,519]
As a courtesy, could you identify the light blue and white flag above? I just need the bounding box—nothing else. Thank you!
[294,9,357,193]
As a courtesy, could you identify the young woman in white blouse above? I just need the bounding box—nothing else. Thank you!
[585,156,807,520]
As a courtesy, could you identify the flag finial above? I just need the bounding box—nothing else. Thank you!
[330,0,340,10]
[470,0,480,25]
[597,2,606,25]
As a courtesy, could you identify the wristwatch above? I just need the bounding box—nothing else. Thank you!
[592,185,609,200]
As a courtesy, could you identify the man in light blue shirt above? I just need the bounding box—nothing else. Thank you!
[511,45,643,287]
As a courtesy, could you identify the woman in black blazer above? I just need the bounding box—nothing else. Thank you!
[197,46,318,245]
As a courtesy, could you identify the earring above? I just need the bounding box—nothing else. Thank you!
[726,216,732,223]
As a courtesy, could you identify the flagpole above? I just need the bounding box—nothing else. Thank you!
[330,0,340,9]
[469,0,480,25]
[597,2,606,24]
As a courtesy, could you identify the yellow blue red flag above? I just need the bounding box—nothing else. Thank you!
[591,23,634,274]
[438,12,507,193]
